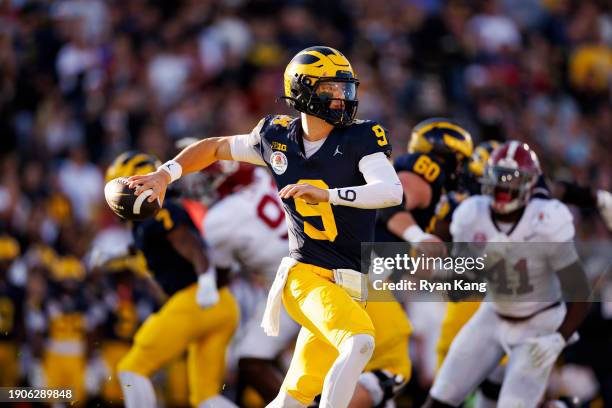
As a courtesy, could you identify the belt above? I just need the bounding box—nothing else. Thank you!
[496,301,562,322]
[298,262,335,280]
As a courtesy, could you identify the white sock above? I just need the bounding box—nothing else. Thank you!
[198,395,239,408]
[320,334,375,408]
[266,390,308,408]
[119,371,156,408]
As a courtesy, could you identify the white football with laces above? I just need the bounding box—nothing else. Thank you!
[104,177,160,221]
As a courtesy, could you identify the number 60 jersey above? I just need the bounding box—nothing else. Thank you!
[233,115,392,272]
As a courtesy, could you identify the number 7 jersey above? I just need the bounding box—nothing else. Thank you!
[244,114,392,271]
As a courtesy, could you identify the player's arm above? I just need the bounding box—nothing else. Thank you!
[129,118,266,203]
[167,224,211,276]
[167,224,220,308]
[526,203,591,368]
[385,172,432,239]
[555,260,591,340]
[128,136,231,203]
[279,151,403,208]
[380,171,447,258]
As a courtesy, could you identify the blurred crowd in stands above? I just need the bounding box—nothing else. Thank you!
[0,0,610,406]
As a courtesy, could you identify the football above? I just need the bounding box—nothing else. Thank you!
[104,177,160,221]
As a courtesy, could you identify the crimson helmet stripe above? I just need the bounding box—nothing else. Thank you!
[506,141,520,160]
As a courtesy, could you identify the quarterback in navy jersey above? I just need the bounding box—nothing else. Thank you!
[247,114,392,271]
[129,46,403,408]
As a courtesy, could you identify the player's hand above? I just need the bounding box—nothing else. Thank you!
[597,189,612,231]
[525,332,565,368]
[128,170,171,205]
[85,356,109,394]
[196,271,219,308]
[413,235,448,259]
[279,183,329,204]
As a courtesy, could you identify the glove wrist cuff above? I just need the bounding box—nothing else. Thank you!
[198,266,217,287]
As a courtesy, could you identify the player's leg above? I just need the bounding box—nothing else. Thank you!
[280,263,375,408]
[117,284,233,408]
[270,326,338,407]
[426,305,505,407]
[497,305,566,407]
[436,301,481,370]
[320,333,375,408]
[165,355,189,407]
[351,369,408,408]
[100,341,131,404]
[117,308,185,408]
[236,300,300,403]
[188,287,240,407]
[497,342,554,407]
[354,298,412,407]
[474,364,504,408]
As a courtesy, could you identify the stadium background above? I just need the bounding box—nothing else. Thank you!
[0,0,610,406]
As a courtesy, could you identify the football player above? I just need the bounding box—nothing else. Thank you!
[128,46,403,408]
[91,252,158,405]
[436,139,612,370]
[198,163,412,407]
[0,235,24,387]
[423,141,592,407]
[377,118,473,257]
[28,256,99,404]
[434,140,500,370]
[105,152,240,408]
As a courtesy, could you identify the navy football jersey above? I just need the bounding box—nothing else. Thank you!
[132,200,200,296]
[376,152,446,241]
[249,114,392,271]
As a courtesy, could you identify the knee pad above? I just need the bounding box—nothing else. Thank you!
[340,333,374,361]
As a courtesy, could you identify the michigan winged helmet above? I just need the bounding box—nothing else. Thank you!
[283,46,359,127]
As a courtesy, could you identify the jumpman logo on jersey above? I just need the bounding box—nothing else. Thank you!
[334,145,343,156]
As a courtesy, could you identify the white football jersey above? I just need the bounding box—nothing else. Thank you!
[204,168,289,283]
[451,196,577,317]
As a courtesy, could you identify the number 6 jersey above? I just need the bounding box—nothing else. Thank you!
[231,114,392,271]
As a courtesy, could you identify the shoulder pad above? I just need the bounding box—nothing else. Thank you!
[450,196,489,240]
[269,115,295,129]
[395,152,444,186]
[530,199,575,242]
[348,119,392,159]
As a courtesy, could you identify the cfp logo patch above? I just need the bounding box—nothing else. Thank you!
[270,151,288,175]
[271,141,287,152]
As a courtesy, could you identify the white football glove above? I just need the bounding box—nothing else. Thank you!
[196,268,219,308]
[597,189,612,231]
[525,332,566,368]
[85,355,109,395]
